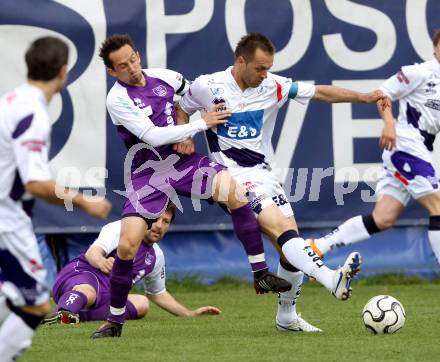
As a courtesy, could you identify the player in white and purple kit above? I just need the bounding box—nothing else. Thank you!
[0,37,111,360]
[92,34,291,338]
[42,204,220,325]
[308,30,440,266]
[178,33,387,332]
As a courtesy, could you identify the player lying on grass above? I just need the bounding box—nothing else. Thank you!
[307,29,440,262]
[42,203,220,325]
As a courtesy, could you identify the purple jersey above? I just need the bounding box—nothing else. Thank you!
[52,221,166,309]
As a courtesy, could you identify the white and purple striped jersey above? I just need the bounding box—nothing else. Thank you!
[0,84,52,232]
[106,68,202,169]
[380,58,440,162]
[179,66,315,169]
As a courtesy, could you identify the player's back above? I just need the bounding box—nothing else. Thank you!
[0,83,51,231]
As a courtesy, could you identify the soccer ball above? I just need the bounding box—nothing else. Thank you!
[361,295,406,334]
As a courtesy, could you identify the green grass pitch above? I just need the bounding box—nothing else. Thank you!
[23,280,440,362]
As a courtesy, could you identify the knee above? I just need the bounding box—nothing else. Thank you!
[373,214,395,231]
[117,235,139,259]
[134,296,150,319]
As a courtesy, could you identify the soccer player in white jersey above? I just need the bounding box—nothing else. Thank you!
[42,204,220,325]
[178,32,388,332]
[0,37,111,360]
[307,29,440,264]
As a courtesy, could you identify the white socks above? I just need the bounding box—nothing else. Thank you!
[281,237,334,290]
[313,215,370,255]
[276,264,303,325]
[0,312,34,361]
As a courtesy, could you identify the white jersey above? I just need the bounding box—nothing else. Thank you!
[93,220,166,295]
[380,59,440,162]
[179,66,315,170]
[0,84,52,232]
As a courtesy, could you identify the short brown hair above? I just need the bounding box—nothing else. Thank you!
[433,29,440,47]
[99,34,136,69]
[165,202,176,222]
[25,36,68,81]
[234,32,275,62]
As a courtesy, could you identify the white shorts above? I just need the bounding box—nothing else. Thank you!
[376,150,439,206]
[0,223,49,306]
[230,166,294,217]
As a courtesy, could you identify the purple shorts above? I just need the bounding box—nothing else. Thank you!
[52,258,110,309]
[123,152,225,219]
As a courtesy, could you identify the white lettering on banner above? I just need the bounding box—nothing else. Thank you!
[225,0,312,72]
[51,0,107,187]
[406,0,432,61]
[146,0,214,68]
[323,0,396,71]
[272,82,314,184]
[332,79,383,183]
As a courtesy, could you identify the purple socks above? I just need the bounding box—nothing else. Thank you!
[57,290,88,313]
[231,204,267,272]
[107,256,134,324]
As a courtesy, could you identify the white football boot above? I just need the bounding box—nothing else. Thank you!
[331,252,362,300]
[276,314,322,332]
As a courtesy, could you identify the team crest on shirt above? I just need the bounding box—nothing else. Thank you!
[210,87,224,95]
[153,85,167,97]
[145,252,154,266]
[256,85,266,95]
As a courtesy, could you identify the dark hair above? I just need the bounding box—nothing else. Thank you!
[99,34,136,69]
[25,36,68,81]
[165,202,177,223]
[433,29,440,47]
[234,32,275,62]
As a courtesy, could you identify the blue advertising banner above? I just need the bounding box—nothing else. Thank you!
[0,0,439,232]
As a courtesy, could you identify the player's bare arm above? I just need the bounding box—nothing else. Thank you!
[25,180,111,219]
[313,85,388,104]
[85,245,115,274]
[173,103,195,155]
[147,291,221,317]
[377,99,397,151]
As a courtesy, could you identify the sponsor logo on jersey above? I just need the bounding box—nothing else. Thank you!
[242,181,257,191]
[133,97,147,109]
[145,252,154,266]
[425,99,440,111]
[153,85,167,97]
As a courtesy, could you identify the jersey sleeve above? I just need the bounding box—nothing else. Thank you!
[289,81,316,105]
[178,76,207,115]
[380,64,426,101]
[143,245,166,295]
[270,74,293,108]
[145,68,190,96]
[92,220,122,256]
[11,109,52,184]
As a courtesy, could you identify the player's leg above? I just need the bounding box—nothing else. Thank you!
[211,170,291,293]
[309,194,405,256]
[78,295,140,322]
[92,216,148,338]
[127,294,150,319]
[417,191,440,263]
[0,228,50,361]
[308,161,409,256]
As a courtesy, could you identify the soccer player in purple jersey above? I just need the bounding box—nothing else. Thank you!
[0,37,111,360]
[92,34,290,338]
[41,204,220,325]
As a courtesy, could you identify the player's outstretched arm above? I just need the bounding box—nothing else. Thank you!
[313,85,388,104]
[25,179,111,219]
[147,291,221,317]
[173,104,195,155]
[377,99,396,150]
